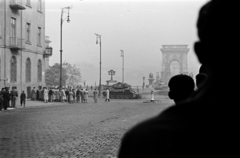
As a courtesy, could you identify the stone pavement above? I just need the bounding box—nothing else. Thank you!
[0,96,173,158]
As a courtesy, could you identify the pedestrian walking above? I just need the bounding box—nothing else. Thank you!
[93,89,98,103]
[20,91,26,107]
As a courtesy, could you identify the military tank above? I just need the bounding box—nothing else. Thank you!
[108,82,141,99]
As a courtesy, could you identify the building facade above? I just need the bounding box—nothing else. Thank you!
[0,0,52,97]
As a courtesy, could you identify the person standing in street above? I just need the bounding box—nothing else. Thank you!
[31,87,36,100]
[69,89,74,104]
[48,88,53,102]
[93,89,98,103]
[105,88,110,102]
[20,91,26,107]
[81,89,85,103]
[43,87,49,103]
[150,90,154,102]
[60,88,65,103]
[10,86,18,108]
[76,89,80,103]
[85,89,89,103]
[2,88,10,110]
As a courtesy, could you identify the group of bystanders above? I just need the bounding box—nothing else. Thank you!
[30,86,99,104]
[0,86,26,111]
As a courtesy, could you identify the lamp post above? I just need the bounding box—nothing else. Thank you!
[143,77,145,89]
[95,33,102,96]
[108,70,116,81]
[120,50,124,83]
[59,6,71,89]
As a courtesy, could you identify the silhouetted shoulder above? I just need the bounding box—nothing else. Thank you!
[118,99,203,158]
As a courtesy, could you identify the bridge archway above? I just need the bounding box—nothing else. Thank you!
[160,45,189,83]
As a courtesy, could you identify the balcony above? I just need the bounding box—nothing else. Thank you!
[44,47,53,58]
[9,37,25,50]
[10,0,26,10]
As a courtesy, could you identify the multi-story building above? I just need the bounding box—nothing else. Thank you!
[0,0,52,98]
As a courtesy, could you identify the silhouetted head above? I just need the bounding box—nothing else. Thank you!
[168,74,195,104]
[194,0,237,74]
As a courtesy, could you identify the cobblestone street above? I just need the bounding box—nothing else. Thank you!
[0,96,173,158]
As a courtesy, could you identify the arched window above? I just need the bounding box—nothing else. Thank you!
[10,56,17,82]
[26,58,31,82]
[37,59,42,82]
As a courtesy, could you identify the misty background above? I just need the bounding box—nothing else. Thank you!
[46,0,208,87]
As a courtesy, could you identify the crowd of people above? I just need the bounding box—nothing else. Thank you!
[0,86,99,111]
[31,87,99,104]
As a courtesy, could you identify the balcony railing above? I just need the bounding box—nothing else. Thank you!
[10,0,26,10]
[9,37,25,50]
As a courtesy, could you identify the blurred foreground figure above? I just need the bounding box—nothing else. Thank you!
[168,74,195,104]
[118,1,239,157]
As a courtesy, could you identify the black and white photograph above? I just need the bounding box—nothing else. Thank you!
[0,0,238,157]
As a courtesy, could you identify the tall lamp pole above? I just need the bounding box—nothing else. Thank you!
[120,50,124,83]
[60,6,71,88]
[95,33,102,96]
[143,77,145,89]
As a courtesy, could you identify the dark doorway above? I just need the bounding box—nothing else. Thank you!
[27,86,31,99]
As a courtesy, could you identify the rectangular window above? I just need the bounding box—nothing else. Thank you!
[11,17,17,46]
[26,23,31,43]
[38,0,42,12]
[11,17,16,38]
[37,27,41,46]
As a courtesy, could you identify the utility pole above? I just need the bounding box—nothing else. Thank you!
[60,6,71,88]
[120,50,124,83]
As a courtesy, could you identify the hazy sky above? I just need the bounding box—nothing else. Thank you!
[46,0,208,86]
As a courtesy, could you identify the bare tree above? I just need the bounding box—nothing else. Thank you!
[63,63,82,88]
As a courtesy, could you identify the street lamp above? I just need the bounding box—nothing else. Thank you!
[143,77,145,89]
[59,6,71,89]
[108,70,116,81]
[95,33,102,96]
[120,50,124,83]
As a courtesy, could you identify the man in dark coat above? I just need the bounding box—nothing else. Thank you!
[20,91,26,107]
[118,1,239,158]
[2,88,10,110]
